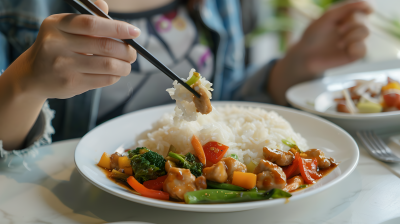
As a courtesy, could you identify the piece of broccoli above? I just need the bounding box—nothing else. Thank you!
[168,152,203,177]
[128,147,166,183]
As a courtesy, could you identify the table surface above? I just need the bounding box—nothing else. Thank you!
[2,136,400,224]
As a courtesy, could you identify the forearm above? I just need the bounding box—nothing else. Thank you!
[267,44,316,106]
[0,59,46,150]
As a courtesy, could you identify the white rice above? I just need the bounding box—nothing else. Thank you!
[135,105,308,165]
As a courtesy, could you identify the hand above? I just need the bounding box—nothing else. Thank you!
[268,1,373,105]
[0,0,139,150]
[7,0,140,100]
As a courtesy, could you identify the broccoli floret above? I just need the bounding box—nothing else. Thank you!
[128,147,166,183]
[168,152,203,177]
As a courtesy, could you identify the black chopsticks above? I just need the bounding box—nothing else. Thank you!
[64,0,201,98]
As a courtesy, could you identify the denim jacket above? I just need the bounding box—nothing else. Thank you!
[0,0,275,157]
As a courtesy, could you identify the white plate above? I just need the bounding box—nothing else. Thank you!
[286,68,400,132]
[75,101,358,212]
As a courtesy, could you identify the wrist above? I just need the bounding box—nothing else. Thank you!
[266,43,318,105]
[1,65,46,105]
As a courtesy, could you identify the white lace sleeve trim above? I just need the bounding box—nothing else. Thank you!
[0,102,55,169]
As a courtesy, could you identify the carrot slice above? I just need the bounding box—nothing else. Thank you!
[191,135,206,165]
[127,176,169,200]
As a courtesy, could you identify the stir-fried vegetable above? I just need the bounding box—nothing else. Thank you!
[127,176,169,200]
[206,180,246,191]
[299,157,321,184]
[191,135,206,165]
[109,169,129,182]
[143,175,168,190]
[186,71,201,86]
[283,152,301,178]
[128,147,166,183]
[281,138,301,153]
[184,188,291,204]
[246,161,257,173]
[231,171,257,190]
[168,152,203,177]
[229,154,239,160]
[203,141,229,164]
[98,152,112,169]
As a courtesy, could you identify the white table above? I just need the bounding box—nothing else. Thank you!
[1,137,400,224]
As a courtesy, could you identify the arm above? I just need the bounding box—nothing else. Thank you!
[267,1,373,105]
[0,0,139,150]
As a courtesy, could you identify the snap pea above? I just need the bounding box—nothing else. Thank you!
[184,188,291,204]
[206,180,246,191]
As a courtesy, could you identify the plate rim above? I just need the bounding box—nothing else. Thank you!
[74,101,359,212]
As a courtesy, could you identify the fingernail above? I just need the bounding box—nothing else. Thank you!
[128,26,141,38]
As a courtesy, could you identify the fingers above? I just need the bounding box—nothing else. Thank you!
[93,0,109,14]
[57,14,141,39]
[338,25,369,49]
[65,33,136,63]
[323,1,373,22]
[73,54,132,76]
[347,42,367,60]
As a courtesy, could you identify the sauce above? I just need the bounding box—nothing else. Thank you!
[98,165,185,203]
[98,165,140,195]
[290,162,339,192]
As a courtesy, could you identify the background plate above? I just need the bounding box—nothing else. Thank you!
[286,68,400,132]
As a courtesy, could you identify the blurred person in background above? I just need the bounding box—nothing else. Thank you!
[0,0,371,157]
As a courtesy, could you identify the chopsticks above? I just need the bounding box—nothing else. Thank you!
[64,0,201,98]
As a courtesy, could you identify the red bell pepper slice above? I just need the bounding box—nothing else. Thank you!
[203,141,229,164]
[298,157,322,184]
[283,152,301,178]
[143,175,168,191]
[284,152,322,184]
[127,176,169,200]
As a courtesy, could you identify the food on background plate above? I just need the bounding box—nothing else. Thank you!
[97,69,338,204]
[335,77,400,114]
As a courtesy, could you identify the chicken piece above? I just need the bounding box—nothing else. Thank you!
[203,161,228,183]
[195,176,207,190]
[110,152,121,170]
[303,149,331,169]
[192,81,212,114]
[220,157,247,183]
[284,176,305,192]
[254,159,286,191]
[263,147,295,166]
[165,160,176,173]
[163,167,197,201]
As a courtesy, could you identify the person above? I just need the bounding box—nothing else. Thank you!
[0,0,372,158]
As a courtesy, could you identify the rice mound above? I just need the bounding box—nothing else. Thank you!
[135,105,308,165]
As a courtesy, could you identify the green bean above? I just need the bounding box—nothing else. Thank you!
[206,180,246,191]
[184,188,291,204]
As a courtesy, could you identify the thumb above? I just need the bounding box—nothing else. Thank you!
[93,0,109,14]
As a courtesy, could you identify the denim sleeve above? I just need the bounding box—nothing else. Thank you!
[0,2,55,165]
[0,31,10,72]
